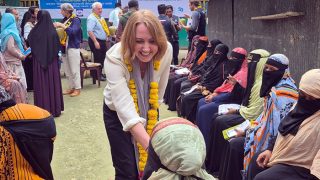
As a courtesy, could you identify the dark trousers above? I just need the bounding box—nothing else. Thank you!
[88,38,107,70]
[103,103,138,180]
[171,41,179,65]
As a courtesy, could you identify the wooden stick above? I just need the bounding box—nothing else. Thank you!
[251,11,304,20]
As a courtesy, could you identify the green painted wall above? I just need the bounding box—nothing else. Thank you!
[6,0,20,6]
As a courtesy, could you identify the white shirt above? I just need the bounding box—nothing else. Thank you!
[108,7,121,28]
[103,42,172,131]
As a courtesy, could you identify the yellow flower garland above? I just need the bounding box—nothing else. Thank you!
[60,14,76,46]
[93,13,110,36]
[127,59,160,173]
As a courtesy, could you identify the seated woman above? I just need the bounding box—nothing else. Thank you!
[205,49,270,175]
[0,13,27,90]
[164,37,208,108]
[196,47,248,145]
[179,44,229,122]
[164,35,199,104]
[0,85,56,180]
[218,54,298,180]
[166,39,222,111]
[142,117,215,180]
[0,52,27,103]
[250,69,320,180]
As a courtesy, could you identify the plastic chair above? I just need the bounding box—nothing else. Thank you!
[80,52,102,88]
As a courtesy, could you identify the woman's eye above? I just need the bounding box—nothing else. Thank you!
[136,40,144,44]
[149,40,156,44]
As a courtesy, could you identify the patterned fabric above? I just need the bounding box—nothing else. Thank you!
[243,76,298,176]
[0,103,55,180]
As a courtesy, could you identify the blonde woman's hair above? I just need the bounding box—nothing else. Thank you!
[121,10,168,62]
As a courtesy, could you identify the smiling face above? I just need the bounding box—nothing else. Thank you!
[134,23,159,63]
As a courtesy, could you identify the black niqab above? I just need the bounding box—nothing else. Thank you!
[241,53,261,106]
[224,51,245,78]
[278,95,320,136]
[28,10,60,69]
[201,44,229,91]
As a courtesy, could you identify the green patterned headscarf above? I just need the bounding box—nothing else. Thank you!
[148,117,215,180]
[239,49,270,120]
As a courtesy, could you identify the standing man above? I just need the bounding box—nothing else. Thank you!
[181,0,206,52]
[166,5,181,65]
[157,4,175,46]
[54,3,82,97]
[108,2,122,28]
[87,2,110,81]
[115,0,139,42]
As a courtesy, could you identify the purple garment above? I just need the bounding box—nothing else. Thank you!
[33,58,64,117]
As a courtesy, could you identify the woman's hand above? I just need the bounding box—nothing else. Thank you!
[205,92,218,103]
[227,74,237,85]
[226,108,238,115]
[256,150,272,168]
[130,123,150,150]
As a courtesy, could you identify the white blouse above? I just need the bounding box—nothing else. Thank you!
[103,42,172,131]
[23,22,34,40]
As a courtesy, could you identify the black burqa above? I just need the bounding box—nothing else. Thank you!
[28,10,60,69]
[28,10,64,117]
[180,44,229,122]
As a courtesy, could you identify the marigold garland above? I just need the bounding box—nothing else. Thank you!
[126,59,160,174]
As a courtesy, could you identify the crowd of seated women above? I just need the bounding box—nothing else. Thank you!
[163,37,320,180]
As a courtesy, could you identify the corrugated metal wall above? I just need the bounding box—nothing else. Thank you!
[207,0,320,81]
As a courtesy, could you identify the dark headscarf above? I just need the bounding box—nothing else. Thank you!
[241,53,261,106]
[260,54,289,97]
[28,10,60,69]
[192,39,222,75]
[20,6,37,38]
[201,44,229,91]
[278,69,320,136]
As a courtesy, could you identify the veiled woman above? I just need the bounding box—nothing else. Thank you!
[28,10,64,117]
[205,49,270,175]
[0,13,27,89]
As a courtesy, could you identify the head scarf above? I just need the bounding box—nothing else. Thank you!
[240,49,270,121]
[181,35,200,67]
[193,39,222,73]
[28,10,60,69]
[207,39,222,59]
[194,37,208,62]
[201,44,229,91]
[243,57,298,175]
[144,117,215,180]
[0,13,24,52]
[224,47,247,77]
[278,69,320,136]
[260,54,289,97]
[214,47,248,93]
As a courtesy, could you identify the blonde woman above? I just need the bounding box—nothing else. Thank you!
[103,10,172,179]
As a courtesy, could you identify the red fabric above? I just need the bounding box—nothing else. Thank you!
[214,58,248,93]
[197,51,207,65]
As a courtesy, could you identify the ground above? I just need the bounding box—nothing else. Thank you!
[32,50,188,179]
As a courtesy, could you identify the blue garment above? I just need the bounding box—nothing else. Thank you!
[0,13,24,52]
[196,92,233,147]
[243,77,298,176]
[65,17,82,49]
[87,13,107,40]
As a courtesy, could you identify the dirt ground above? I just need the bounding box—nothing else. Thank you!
[39,50,187,179]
